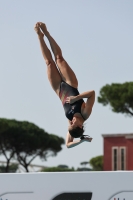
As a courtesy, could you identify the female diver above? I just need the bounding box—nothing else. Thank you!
[34,22,95,148]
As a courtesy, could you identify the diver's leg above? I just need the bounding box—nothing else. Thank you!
[34,23,61,95]
[38,22,78,88]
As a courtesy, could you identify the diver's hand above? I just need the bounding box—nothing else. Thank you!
[65,96,77,104]
[81,137,93,142]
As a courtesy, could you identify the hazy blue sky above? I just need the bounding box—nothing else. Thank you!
[0,0,133,169]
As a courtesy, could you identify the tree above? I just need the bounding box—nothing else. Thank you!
[89,155,103,171]
[77,167,92,171]
[41,166,75,172]
[0,164,18,173]
[77,161,92,171]
[0,118,64,172]
[80,161,89,167]
[98,82,133,116]
[0,119,16,172]
[57,165,69,169]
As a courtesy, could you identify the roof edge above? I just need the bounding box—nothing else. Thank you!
[102,133,133,138]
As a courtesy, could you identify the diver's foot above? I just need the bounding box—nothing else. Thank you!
[34,23,44,37]
[38,22,48,35]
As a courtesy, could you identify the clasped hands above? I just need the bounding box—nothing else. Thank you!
[65,96,78,104]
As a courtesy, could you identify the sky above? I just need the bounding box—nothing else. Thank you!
[0,0,133,170]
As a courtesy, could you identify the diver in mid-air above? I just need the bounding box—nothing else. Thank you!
[34,22,95,148]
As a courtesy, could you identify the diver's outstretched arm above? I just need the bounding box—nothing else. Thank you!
[66,132,83,148]
[66,132,91,148]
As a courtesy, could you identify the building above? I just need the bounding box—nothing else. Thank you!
[102,133,133,171]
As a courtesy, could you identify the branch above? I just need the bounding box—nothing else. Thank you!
[27,152,40,165]
[0,144,15,161]
[45,151,56,159]
[8,150,15,162]
[17,154,26,167]
[124,107,133,116]
[0,145,8,160]
[24,154,27,160]
[16,152,40,167]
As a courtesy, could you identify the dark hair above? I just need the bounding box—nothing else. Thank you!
[69,126,84,138]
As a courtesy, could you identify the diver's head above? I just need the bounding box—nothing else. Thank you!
[68,117,84,138]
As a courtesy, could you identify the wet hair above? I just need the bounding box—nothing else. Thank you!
[69,126,85,138]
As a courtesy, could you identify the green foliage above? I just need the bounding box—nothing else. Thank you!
[41,166,75,172]
[57,165,69,169]
[78,161,91,171]
[77,167,92,171]
[8,163,18,172]
[0,118,64,172]
[89,155,103,171]
[98,82,133,116]
[80,161,89,166]
[0,164,18,173]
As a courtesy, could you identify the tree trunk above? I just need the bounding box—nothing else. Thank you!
[24,165,29,172]
[5,159,10,173]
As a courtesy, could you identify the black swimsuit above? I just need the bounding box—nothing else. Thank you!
[59,81,85,121]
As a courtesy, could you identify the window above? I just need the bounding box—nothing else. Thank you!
[112,147,118,171]
[120,147,126,170]
[112,147,126,170]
